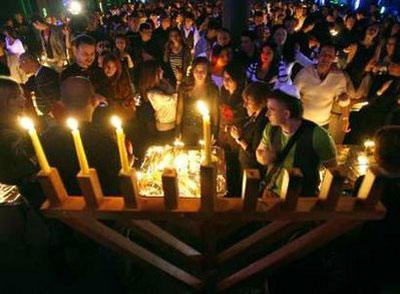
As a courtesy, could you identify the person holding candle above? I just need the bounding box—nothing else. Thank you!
[41,77,121,195]
[230,82,269,174]
[177,57,219,146]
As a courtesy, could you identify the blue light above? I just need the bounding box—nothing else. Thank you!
[380,6,386,14]
[354,0,360,10]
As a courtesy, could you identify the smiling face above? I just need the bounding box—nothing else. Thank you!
[193,63,208,84]
[74,43,96,69]
[103,60,118,78]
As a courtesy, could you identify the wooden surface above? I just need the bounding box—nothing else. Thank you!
[39,162,387,291]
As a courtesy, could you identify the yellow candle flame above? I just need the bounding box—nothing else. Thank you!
[197,100,209,117]
[20,117,35,130]
[357,154,369,165]
[364,140,375,149]
[66,118,79,130]
[110,115,122,129]
[173,138,185,148]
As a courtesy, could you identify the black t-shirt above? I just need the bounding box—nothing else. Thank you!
[41,122,121,196]
[60,63,104,92]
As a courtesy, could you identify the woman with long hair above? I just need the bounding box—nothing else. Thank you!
[177,57,219,146]
[99,53,135,121]
[137,60,181,146]
[211,45,233,89]
[219,62,247,196]
[246,42,278,84]
[163,27,192,86]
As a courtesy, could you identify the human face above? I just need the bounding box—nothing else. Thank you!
[345,16,356,30]
[115,38,126,52]
[317,46,336,68]
[74,44,96,69]
[184,18,194,29]
[140,28,152,42]
[386,37,397,56]
[243,95,261,117]
[267,99,287,126]
[240,36,253,53]
[219,49,232,66]
[260,45,274,64]
[104,60,118,78]
[169,30,181,44]
[223,71,237,93]
[193,63,208,83]
[273,28,287,46]
[217,31,230,47]
[161,18,171,30]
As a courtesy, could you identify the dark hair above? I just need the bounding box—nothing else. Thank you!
[72,34,96,48]
[61,77,95,111]
[0,76,23,113]
[270,90,303,119]
[375,126,400,174]
[31,14,45,24]
[139,22,152,32]
[138,60,161,100]
[242,82,270,105]
[224,62,246,90]
[241,30,257,41]
[181,57,214,92]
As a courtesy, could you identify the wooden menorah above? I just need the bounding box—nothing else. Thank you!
[38,163,386,292]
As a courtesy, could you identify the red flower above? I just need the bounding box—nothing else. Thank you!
[220,104,234,123]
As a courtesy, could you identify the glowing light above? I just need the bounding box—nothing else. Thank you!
[66,118,78,130]
[364,140,375,150]
[330,29,339,36]
[354,0,360,10]
[19,117,34,131]
[197,101,209,117]
[380,6,386,14]
[173,138,185,148]
[357,154,369,166]
[69,1,82,15]
[110,115,122,129]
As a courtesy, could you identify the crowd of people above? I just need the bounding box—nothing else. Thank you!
[0,0,399,292]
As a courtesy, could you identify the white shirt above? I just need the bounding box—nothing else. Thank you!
[147,90,178,130]
[294,65,347,126]
[5,37,25,56]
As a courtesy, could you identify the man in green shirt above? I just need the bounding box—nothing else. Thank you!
[256,90,337,196]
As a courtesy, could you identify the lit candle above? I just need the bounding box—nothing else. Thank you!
[364,139,375,154]
[173,138,185,149]
[197,101,211,165]
[357,153,369,175]
[111,115,130,174]
[20,117,51,173]
[66,118,90,175]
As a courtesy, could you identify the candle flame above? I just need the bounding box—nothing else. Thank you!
[173,138,185,148]
[110,115,122,129]
[364,140,375,149]
[19,117,35,131]
[197,100,209,117]
[66,118,79,131]
[357,154,369,165]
